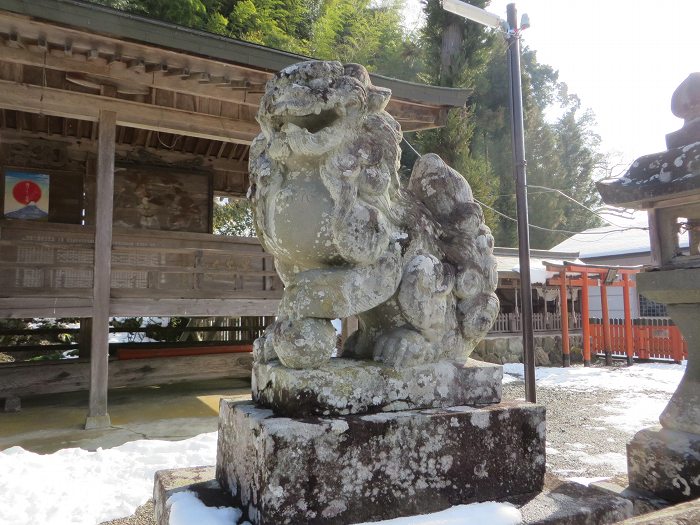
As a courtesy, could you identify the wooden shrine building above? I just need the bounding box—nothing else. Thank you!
[0,0,469,425]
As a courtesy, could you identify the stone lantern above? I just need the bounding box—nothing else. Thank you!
[598,73,700,503]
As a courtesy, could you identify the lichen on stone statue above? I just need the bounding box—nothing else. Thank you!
[248,60,499,370]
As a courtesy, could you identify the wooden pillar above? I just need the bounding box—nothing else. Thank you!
[78,318,92,359]
[600,283,613,366]
[581,272,591,367]
[558,270,570,367]
[86,109,116,430]
[622,274,634,366]
[340,316,359,351]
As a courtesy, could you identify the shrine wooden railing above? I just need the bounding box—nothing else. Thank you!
[0,220,282,317]
[590,317,688,362]
[489,312,582,334]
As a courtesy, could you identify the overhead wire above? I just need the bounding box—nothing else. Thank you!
[401,137,648,237]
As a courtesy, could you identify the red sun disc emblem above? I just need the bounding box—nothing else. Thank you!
[12,180,42,205]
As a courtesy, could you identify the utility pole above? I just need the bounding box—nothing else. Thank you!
[506,3,536,403]
[442,0,536,402]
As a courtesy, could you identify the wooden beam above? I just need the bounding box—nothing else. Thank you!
[86,109,116,430]
[0,297,279,318]
[0,353,253,399]
[0,10,271,82]
[0,80,258,143]
[0,297,93,318]
[0,128,249,175]
[110,298,279,317]
[0,46,448,130]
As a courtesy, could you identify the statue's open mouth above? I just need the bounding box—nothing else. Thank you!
[272,108,341,135]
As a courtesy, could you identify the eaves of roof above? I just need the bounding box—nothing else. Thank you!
[0,0,470,107]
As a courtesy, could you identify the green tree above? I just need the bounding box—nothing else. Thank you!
[213,198,255,237]
[470,46,604,248]
[414,0,500,227]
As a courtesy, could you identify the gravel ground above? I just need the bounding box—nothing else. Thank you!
[103,367,659,524]
[503,378,633,483]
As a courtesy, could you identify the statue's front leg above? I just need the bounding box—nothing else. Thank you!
[258,242,402,369]
[279,241,402,319]
[258,317,337,370]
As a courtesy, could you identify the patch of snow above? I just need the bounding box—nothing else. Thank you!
[167,491,241,525]
[574,451,628,473]
[597,393,669,433]
[501,372,519,384]
[511,262,551,284]
[502,362,684,395]
[566,476,610,486]
[551,220,689,258]
[0,433,218,525]
[357,502,522,525]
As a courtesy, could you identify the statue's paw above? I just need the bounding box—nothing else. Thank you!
[270,318,336,369]
[373,328,437,368]
[252,332,278,364]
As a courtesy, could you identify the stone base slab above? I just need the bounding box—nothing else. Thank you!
[153,469,632,525]
[518,474,632,524]
[216,399,544,525]
[614,496,700,524]
[251,357,502,417]
[153,466,231,525]
[589,480,670,517]
[627,426,700,503]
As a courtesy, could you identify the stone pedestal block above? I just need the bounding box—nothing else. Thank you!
[627,426,700,503]
[251,358,501,417]
[216,399,545,525]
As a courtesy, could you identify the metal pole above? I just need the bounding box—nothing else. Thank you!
[506,3,536,403]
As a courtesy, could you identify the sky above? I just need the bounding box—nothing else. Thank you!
[404,0,700,179]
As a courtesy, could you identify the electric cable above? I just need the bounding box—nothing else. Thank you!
[401,137,648,237]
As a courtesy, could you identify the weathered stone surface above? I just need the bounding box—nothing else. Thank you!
[628,427,700,503]
[471,334,583,367]
[252,358,502,417]
[535,346,551,366]
[153,469,635,525]
[216,399,545,524]
[667,72,700,148]
[614,496,700,524]
[638,274,700,434]
[596,142,700,208]
[249,60,499,370]
[589,480,671,517]
[153,466,236,525]
[518,475,632,524]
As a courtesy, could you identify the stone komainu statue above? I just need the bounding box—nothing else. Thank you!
[249,61,499,369]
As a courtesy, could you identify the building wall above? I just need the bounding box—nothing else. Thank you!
[587,284,639,318]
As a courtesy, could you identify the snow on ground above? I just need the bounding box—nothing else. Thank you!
[503,361,685,433]
[166,498,522,525]
[0,433,217,525]
[0,363,685,525]
[503,361,685,395]
[167,492,242,525]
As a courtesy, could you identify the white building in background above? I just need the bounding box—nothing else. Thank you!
[552,223,690,319]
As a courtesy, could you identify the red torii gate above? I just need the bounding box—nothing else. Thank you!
[545,262,641,367]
